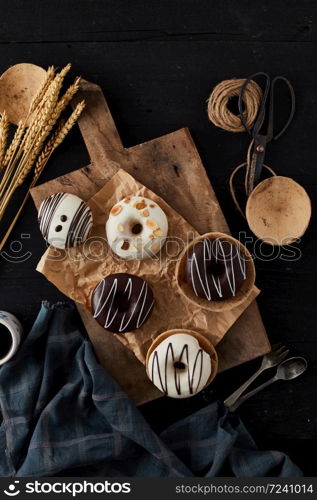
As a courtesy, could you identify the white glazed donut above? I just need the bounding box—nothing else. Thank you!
[106,196,168,260]
[147,332,215,399]
[38,192,93,249]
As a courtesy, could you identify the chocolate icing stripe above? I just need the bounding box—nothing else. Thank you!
[42,193,65,238]
[151,350,165,394]
[39,193,65,240]
[150,341,204,396]
[191,349,204,394]
[66,202,92,247]
[177,344,190,395]
[75,204,92,243]
[166,343,174,395]
[38,193,92,249]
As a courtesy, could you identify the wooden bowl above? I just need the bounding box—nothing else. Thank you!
[175,232,256,312]
[0,63,47,125]
[146,328,218,387]
[246,176,311,246]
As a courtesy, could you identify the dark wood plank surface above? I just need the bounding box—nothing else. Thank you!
[0,0,316,475]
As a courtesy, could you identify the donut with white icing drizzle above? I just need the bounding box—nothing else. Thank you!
[146,329,218,399]
[91,273,155,333]
[185,238,247,301]
[106,196,168,260]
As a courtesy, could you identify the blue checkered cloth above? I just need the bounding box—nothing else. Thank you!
[0,302,302,477]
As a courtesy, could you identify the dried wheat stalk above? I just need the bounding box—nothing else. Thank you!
[33,100,85,182]
[33,119,66,178]
[28,65,55,114]
[0,63,85,250]
[0,112,9,170]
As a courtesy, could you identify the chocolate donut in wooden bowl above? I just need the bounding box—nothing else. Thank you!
[175,232,255,312]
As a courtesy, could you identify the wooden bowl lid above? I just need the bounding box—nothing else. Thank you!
[246,176,311,246]
[0,63,47,125]
[145,328,218,386]
[175,231,256,312]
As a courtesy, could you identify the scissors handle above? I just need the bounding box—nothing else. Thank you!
[240,73,296,193]
[238,72,270,137]
[268,76,296,141]
[239,72,296,142]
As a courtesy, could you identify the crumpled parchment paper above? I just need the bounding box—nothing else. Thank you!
[37,169,259,364]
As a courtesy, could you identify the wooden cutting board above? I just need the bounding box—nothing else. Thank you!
[31,80,271,405]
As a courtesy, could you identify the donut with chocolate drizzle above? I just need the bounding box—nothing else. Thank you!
[147,332,213,399]
[91,273,154,333]
[185,238,247,301]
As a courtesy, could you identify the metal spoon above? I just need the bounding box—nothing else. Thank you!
[224,343,289,408]
[228,356,307,412]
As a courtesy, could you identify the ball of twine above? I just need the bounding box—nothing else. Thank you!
[207,78,262,132]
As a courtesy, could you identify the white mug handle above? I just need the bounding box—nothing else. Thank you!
[0,311,23,366]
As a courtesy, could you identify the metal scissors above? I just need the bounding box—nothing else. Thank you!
[238,72,295,195]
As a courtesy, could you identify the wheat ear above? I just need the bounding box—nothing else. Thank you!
[33,119,65,178]
[0,112,9,170]
[28,65,55,115]
[0,63,84,243]
[13,65,73,186]
[33,101,85,182]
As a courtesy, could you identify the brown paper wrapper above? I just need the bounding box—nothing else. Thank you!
[37,169,259,364]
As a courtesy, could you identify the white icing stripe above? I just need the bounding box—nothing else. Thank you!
[238,246,247,278]
[139,299,155,326]
[203,239,212,300]
[190,256,199,297]
[211,274,222,298]
[189,238,246,299]
[191,252,210,299]
[92,279,106,318]
[104,279,119,328]
[124,278,133,300]
[217,240,235,296]
[136,283,149,328]
[94,277,153,332]
[230,244,236,296]
[93,279,118,328]
[119,281,148,332]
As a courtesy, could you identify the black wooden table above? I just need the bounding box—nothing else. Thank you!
[0,0,316,476]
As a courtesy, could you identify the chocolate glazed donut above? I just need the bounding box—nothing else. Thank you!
[91,273,155,333]
[185,238,247,301]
